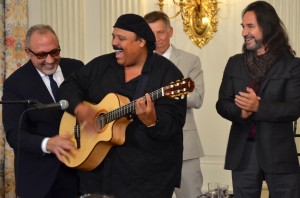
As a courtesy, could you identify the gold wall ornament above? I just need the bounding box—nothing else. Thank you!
[161,0,219,48]
[157,0,166,11]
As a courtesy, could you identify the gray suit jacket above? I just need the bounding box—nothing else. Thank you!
[169,45,204,160]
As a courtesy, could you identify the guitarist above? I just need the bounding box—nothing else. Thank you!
[59,14,187,198]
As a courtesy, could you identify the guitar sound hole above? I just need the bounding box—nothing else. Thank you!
[96,113,107,130]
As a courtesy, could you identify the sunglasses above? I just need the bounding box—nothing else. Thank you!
[27,48,61,59]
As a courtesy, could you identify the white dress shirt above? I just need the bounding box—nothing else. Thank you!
[35,66,64,153]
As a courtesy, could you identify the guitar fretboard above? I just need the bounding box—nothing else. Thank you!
[96,87,164,128]
[94,77,193,130]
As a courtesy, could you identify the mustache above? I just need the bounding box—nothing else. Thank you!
[113,46,123,51]
[244,35,255,40]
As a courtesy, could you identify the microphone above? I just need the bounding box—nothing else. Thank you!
[33,100,69,110]
[0,99,38,104]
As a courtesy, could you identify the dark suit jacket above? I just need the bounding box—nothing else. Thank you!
[216,54,300,173]
[2,58,84,198]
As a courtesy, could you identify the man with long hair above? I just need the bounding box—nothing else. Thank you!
[216,1,300,198]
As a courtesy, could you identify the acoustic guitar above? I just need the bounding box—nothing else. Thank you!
[59,78,194,171]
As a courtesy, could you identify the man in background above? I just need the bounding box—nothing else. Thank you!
[2,24,84,198]
[145,11,205,198]
[216,1,300,197]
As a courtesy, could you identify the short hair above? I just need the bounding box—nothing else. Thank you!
[242,1,295,57]
[25,24,59,49]
[144,11,171,28]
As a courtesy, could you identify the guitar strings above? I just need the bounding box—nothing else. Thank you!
[96,88,164,126]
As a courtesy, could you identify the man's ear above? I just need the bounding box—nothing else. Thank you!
[139,38,146,48]
[24,48,31,57]
[169,26,174,38]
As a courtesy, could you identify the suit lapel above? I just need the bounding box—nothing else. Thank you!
[169,45,181,65]
[239,56,252,89]
[27,62,56,103]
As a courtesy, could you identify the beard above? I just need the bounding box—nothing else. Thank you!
[244,36,263,51]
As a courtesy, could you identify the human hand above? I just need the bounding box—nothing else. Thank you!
[74,103,97,133]
[46,134,75,163]
[135,93,157,127]
[235,87,260,113]
[240,109,252,119]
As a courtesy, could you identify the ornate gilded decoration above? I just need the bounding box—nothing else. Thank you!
[156,0,166,12]
[160,0,219,48]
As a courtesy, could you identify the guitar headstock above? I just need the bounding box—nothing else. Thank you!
[164,77,195,99]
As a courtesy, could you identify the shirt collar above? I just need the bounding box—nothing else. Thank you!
[35,65,62,78]
[161,45,172,59]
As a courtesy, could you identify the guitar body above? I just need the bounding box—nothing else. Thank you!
[59,93,132,171]
[59,78,194,171]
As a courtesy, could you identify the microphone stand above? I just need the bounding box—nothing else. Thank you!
[1,99,40,197]
[0,100,38,104]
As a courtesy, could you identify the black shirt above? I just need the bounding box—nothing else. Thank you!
[60,52,187,198]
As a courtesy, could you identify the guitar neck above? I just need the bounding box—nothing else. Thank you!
[98,87,164,124]
[96,77,193,127]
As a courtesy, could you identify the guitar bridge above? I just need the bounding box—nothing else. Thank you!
[74,119,81,149]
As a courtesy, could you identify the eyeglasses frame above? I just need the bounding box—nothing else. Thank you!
[26,47,61,59]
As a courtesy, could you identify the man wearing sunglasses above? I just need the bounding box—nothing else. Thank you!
[2,24,84,198]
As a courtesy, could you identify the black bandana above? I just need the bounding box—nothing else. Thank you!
[114,14,156,51]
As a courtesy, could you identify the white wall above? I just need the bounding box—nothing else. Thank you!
[28,0,300,193]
